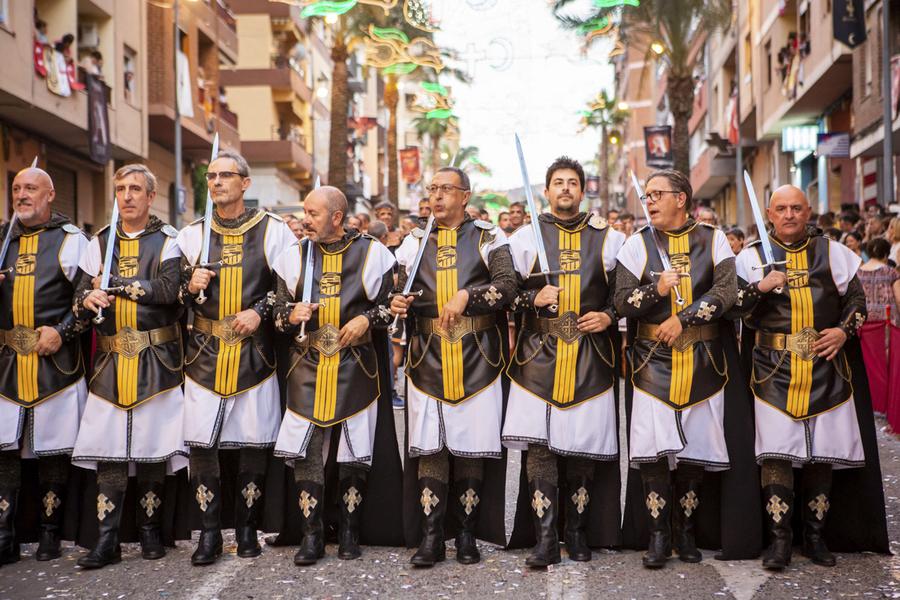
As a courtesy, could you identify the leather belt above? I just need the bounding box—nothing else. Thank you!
[417,314,495,343]
[637,322,718,352]
[0,326,41,355]
[756,328,821,361]
[193,315,250,346]
[97,324,181,359]
[293,324,371,358]
[523,311,584,344]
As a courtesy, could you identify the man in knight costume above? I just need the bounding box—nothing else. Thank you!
[391,167,515,567]
[733,185,888,570]
[72,164,187,568]
[270,186,401,565]
[177,150,294,566]
[503,157,624,566]
[0,167,88,564]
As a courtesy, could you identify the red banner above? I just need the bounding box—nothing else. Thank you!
[399,147,421,184]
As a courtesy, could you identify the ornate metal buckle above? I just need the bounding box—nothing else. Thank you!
[6,325,40,355]
[212,316,247,346]
[112,327,150,358]
[548,311,582,344]
[671,327,700,353]
[432,316,471,343]
[310,324,342,357]
[786,327,820,361]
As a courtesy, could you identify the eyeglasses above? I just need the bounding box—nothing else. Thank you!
[205,171,244,182]
[426,184,469,197]
[641,190,681,203]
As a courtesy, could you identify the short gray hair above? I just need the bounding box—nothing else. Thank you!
[114,164,157,194]
[368,220,388,239]
[213,149,250,177]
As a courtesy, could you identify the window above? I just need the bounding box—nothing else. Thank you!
[765,41,772,89]
[0,1,9,29]
[124,46,137,106]
[864,19,874,97]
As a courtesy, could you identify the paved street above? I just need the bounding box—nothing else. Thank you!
[2,408,899,600]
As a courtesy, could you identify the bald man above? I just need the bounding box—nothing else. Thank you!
[0,167,89,564]
[270,186,402,564]
[733,185,888,569]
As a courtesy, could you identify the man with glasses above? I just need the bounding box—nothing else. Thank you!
[390,167,516,567]
[177,150,294,566]
[503,157,625,567]
[614,169,759,568]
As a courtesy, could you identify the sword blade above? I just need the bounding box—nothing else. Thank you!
[514,134,551,276]
[401,215,435,295]
[99,199,119,290]
[630,171,673,272]
[199,133,220,265]
[743,170,776,265]
[314,175,321,189]
[300,240,315,304]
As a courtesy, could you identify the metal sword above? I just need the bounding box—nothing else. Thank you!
[94,197,120,324]
[294,174,324,342]
[630,171,685,306]
[0,157,38,283]
[388,214,435,336]
[196,133,220,305]
[743,170,787,293]
[514,134,558,313]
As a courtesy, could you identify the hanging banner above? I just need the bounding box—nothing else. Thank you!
[816,132,850,158]
[399,146,421,184]
[644,125,673,168]
[176,50,194,118]
[87,74,110,165]
[833,0,866,49]
[585,175,600,198]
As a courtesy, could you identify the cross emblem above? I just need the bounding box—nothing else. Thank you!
[0,497,8,513]
[195,484,214,512]
[460,488,480,516]
[531,490,551,518]
[571,486,590,515]
[484,286,502,307]
[140,491,161,518]
[97,493,116,521]
[766,494,789,523]
[559,313,580,341]
[627,289,644,308]
[420,487,440,516]
[242,482,261,508]
[645,491,666,519]
[854,312,865,330]
[680,490,699,517]
[43,491,61,517]
[808,493,829,521]
[696,301,716,321]
[124,281,146,301]
[343,486,362,514]
[299,490,318,519]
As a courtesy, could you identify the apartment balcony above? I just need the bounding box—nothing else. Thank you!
[691,147,736,200]
[219,55,313,103]
[241,126,313,181]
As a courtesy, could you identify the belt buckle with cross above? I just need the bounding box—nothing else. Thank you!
[553,311,581,344]
[7,325,39,355]
[787,327,820,361]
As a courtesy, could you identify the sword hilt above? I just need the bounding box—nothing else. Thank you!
[752,261,788,294]
[196,289,207,305]
[296,322,307,344]
[390,290,423,299]
[93,307,105,325]
[673,288,686,306]
[387,314,402,337]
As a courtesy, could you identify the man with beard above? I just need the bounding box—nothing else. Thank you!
[177,150,294,566]
[508,202,525,232]
[615,169,760,568]
[391,167,516,567]
[733,185,888,570]
[0,167,88,565]
[418,198,431,219]
[503,157,625,567]
[270,186,402,565]
[497,212,513,236]
[72,164,187,568]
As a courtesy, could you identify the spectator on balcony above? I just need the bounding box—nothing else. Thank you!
[80,50,104,80]
[34,18,49,45]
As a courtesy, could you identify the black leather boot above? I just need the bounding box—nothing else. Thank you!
[337,475,365,560]
[293,481,325,566]
[452,478,481,564]
[673,473,702,563]
[235,473,263,558]
[0,489,19,566]
[801,484,835,567]
[191,475,223,566]
[410,477,447,567]
[136,480,165,560]
[36,483,64,561]
[564,476,592,562]
[761,484,793,570]
[641,474,672,568]
[525,479,561,568]
[77,487,124,569]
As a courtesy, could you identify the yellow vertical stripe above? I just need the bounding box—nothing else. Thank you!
[12,234,39,403]
[114,238,140,407]
[436,228,464,401]
[552,229,581,405]
[215,235,244,396]
[668,233,694,407]
[786,250,814,417]
[313,251,343,422]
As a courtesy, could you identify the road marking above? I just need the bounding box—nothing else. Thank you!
[706,553,773,600]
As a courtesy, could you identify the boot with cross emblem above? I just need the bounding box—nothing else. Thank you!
[294,481,325,566]
[77,487,124,569]
[525,479,561,568]
[338,473,366,560]
[410,477,448,567]
[564,475,592,562]
[451,478,482,564]
[235,473,263,558]
[190,475,223,566]
[640,469,672,569]
[801,466,835,567]
[761,484,793,570]
[136,480,165,560]
[672,467,703,563]
[0,488,20,565]
[35,483,64,561]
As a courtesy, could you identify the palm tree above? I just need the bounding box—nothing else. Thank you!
[580,91,629,213]
[413,114,456,179]
[552,0,732,175]
[450,145,491,176]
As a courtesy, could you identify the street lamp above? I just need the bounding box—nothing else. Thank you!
[650,41,665,55]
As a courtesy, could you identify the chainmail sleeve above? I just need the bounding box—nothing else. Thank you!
[838,275,867,337]
[272,275,297,334]
[107,257,181,305]
[361,269,395,329]
[613,263,664,318]
[465,245,517,314]
[72,268,97,322]
[676,257,738,327]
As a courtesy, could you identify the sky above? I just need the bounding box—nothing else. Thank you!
[432,0,615,192]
